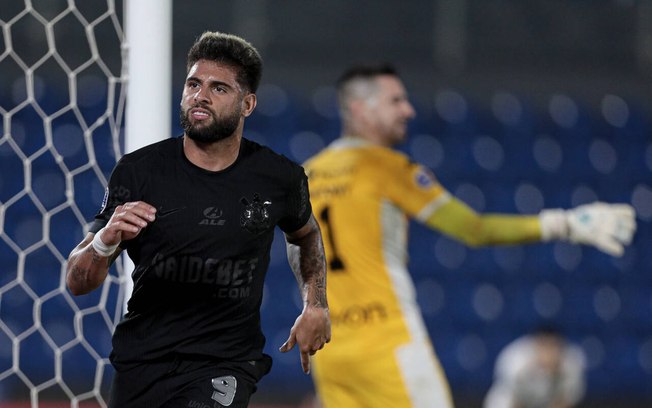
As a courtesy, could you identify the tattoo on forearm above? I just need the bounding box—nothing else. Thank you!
[307,267,327,308]
[69,265,90,288]
[90,248,103,264]
[288,224,328,308]
[69,245,112,290]
[87,241,122,267]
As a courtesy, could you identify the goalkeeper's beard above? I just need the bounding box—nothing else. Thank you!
[180,106,241,143]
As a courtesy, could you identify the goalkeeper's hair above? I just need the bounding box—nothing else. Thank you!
[336,63,400,120]
[187,31,263,93]
[336,63,399,91]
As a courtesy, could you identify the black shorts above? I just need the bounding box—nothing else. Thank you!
[109,354,272,408]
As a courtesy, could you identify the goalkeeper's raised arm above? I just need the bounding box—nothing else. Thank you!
[425,194,636,257]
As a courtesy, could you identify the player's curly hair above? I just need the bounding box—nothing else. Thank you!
[186,31,263,93]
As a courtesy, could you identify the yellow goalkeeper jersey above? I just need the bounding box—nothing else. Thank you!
[304,137,451,358]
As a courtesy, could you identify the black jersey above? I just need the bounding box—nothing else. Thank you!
[90,136,312,364]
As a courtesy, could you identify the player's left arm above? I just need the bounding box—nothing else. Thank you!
[280,214,331,374]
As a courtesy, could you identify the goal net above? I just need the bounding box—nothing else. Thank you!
[0,1,127,406]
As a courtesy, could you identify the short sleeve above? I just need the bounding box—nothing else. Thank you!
[374,153,447,219]
[277,165,312,233]
[88,158,138,234]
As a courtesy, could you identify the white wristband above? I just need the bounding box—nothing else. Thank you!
[91,230,119,257]
[539,209,569,241]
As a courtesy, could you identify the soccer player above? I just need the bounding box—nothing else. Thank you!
[303,64,636,408]
[66,32,330,408]
[484,326,587,408]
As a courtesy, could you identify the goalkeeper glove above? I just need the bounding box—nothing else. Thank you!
[539,202,636,257]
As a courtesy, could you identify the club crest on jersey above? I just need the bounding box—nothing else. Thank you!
[240,193,271,234]
[415,167,437,189]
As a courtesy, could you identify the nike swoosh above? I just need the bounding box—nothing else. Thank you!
[157,207,184,217]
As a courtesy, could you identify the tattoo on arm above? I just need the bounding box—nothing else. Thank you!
[69,264,90,289]
[67,239,118,294]
[287,217,328,308]
[89,244,119,267]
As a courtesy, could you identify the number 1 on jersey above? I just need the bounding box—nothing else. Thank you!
[319,206,345,271]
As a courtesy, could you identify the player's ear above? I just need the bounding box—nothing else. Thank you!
[349,99,364,117]
[242,93,257,117]
[349,98,374,121]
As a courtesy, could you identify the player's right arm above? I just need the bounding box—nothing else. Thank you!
[66,201,156,296]
[66,232,122,296]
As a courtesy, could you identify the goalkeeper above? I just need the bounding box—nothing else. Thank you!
[303,64,636,408]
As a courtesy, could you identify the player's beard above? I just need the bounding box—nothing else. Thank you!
[180,105,241,143]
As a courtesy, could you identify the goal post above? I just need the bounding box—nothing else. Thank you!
[122,0,172,314]
[0,0,171,406]
[124,0,172,154]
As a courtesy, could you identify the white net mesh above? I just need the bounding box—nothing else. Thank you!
[0,1,127,406]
